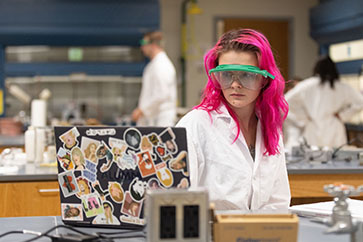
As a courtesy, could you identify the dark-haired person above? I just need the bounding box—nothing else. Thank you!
[285,56,363,148]
[176,29,290,211]
[131,31,177,126]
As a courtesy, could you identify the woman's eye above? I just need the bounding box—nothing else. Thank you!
[242,73,254,79]
[221,72,232,79]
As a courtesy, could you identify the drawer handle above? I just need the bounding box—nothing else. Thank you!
[38,188,59,193]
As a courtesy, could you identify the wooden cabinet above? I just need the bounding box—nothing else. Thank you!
[289,173,363,205]
[0,180,60,217]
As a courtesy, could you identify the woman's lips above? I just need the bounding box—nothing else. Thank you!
[230,93,245,97]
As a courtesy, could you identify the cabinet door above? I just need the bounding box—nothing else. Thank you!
[0,181,61,217]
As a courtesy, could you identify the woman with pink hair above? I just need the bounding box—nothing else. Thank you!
[176,29,290,210]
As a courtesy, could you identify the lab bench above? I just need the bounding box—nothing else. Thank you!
[287,159,363,205]
[0,134,25,153]
[1,160,363,217]
[0,215,353,242]
[0,164,59,217]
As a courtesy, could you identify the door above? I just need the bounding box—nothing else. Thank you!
[218,18,290,80]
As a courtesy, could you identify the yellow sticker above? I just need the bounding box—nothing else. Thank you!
[0,89,3,115]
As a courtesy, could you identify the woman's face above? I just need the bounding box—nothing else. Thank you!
[113,147,122,157]
[65,133,75,147]
[110,184,122,199]
[70,207,80,216]
[90,144,96,153]
[79,182,86,193]
[73,154,80,165]
[104,205,111,215]
[218,51,261,111]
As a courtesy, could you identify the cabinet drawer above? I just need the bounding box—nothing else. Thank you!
[0,181,61,217]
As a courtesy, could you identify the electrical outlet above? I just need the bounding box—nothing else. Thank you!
[146,188,209,242]
[160,206,176,239]
[184,205,199,238]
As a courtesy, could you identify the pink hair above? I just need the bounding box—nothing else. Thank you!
[195,29,288,156]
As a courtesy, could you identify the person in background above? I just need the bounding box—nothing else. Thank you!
[285,55,363,148]
[176,29,290,211]
[131,31,177,126]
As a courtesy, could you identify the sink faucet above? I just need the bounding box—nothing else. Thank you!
[312,184,363,242]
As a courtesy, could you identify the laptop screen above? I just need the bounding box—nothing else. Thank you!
[54,126,190,229]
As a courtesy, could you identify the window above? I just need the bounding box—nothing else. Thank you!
[329,39,363,62]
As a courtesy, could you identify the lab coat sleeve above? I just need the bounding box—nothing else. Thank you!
[338,85,363,122]
[139,66,174,118]
[284,88,310,148]
[176,111,205,188]
[261,143,291,210]
[285,87,310,129]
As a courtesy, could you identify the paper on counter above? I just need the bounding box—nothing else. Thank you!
[289,199,363,221]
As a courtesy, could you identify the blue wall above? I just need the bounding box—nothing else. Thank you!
[0,0,160,116]
[0,0,160,46]
[310,0,363,74]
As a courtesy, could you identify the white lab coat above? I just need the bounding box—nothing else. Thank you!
[285,76,363,148]
[176,104,291,211]
[138,51,177,126]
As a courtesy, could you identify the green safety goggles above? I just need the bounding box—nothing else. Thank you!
[139,39,151,46]
[209,64,275,90]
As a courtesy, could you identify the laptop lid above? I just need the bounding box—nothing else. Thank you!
[54,126,190,229]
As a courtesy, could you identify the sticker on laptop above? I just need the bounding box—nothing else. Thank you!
[124,128,141,150]
[147,133,160,146]
[76,177,91,198]
[62,203,83,221]
[81,137,100,164]
[58,170,80,197]
[129,178,147,202]
[82,193,104,218]
[159,128,178,154]
[109,137,137,170]
[121,191,142,218]
[71,147,86,170]
[169,151,189,176]
[140,136,153,153]
[92,201,120,225]
[155,162,174,188]
[177,178,189,189]
[93,181,109,201]
[57,147,74,171]
[108,181,125,204]
[97,141,114,172]
[137,151,156,177]
[82,169,97,183]
[147,178,162,190]
[59,127,80,150]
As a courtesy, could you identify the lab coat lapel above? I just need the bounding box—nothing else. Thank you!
[217,104,256,165]
[230,118,255,167]
[253,120,263,172]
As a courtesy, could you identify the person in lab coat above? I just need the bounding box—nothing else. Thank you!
[285,55,363,148]
[131,31,177,126]
[176,29,290,211]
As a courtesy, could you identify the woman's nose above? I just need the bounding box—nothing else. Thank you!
[230,75,242,88]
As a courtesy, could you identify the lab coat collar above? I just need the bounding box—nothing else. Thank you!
[213,103,232,120]
[151,51,166,63]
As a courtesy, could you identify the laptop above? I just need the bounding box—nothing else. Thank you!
[54,126,190,229]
